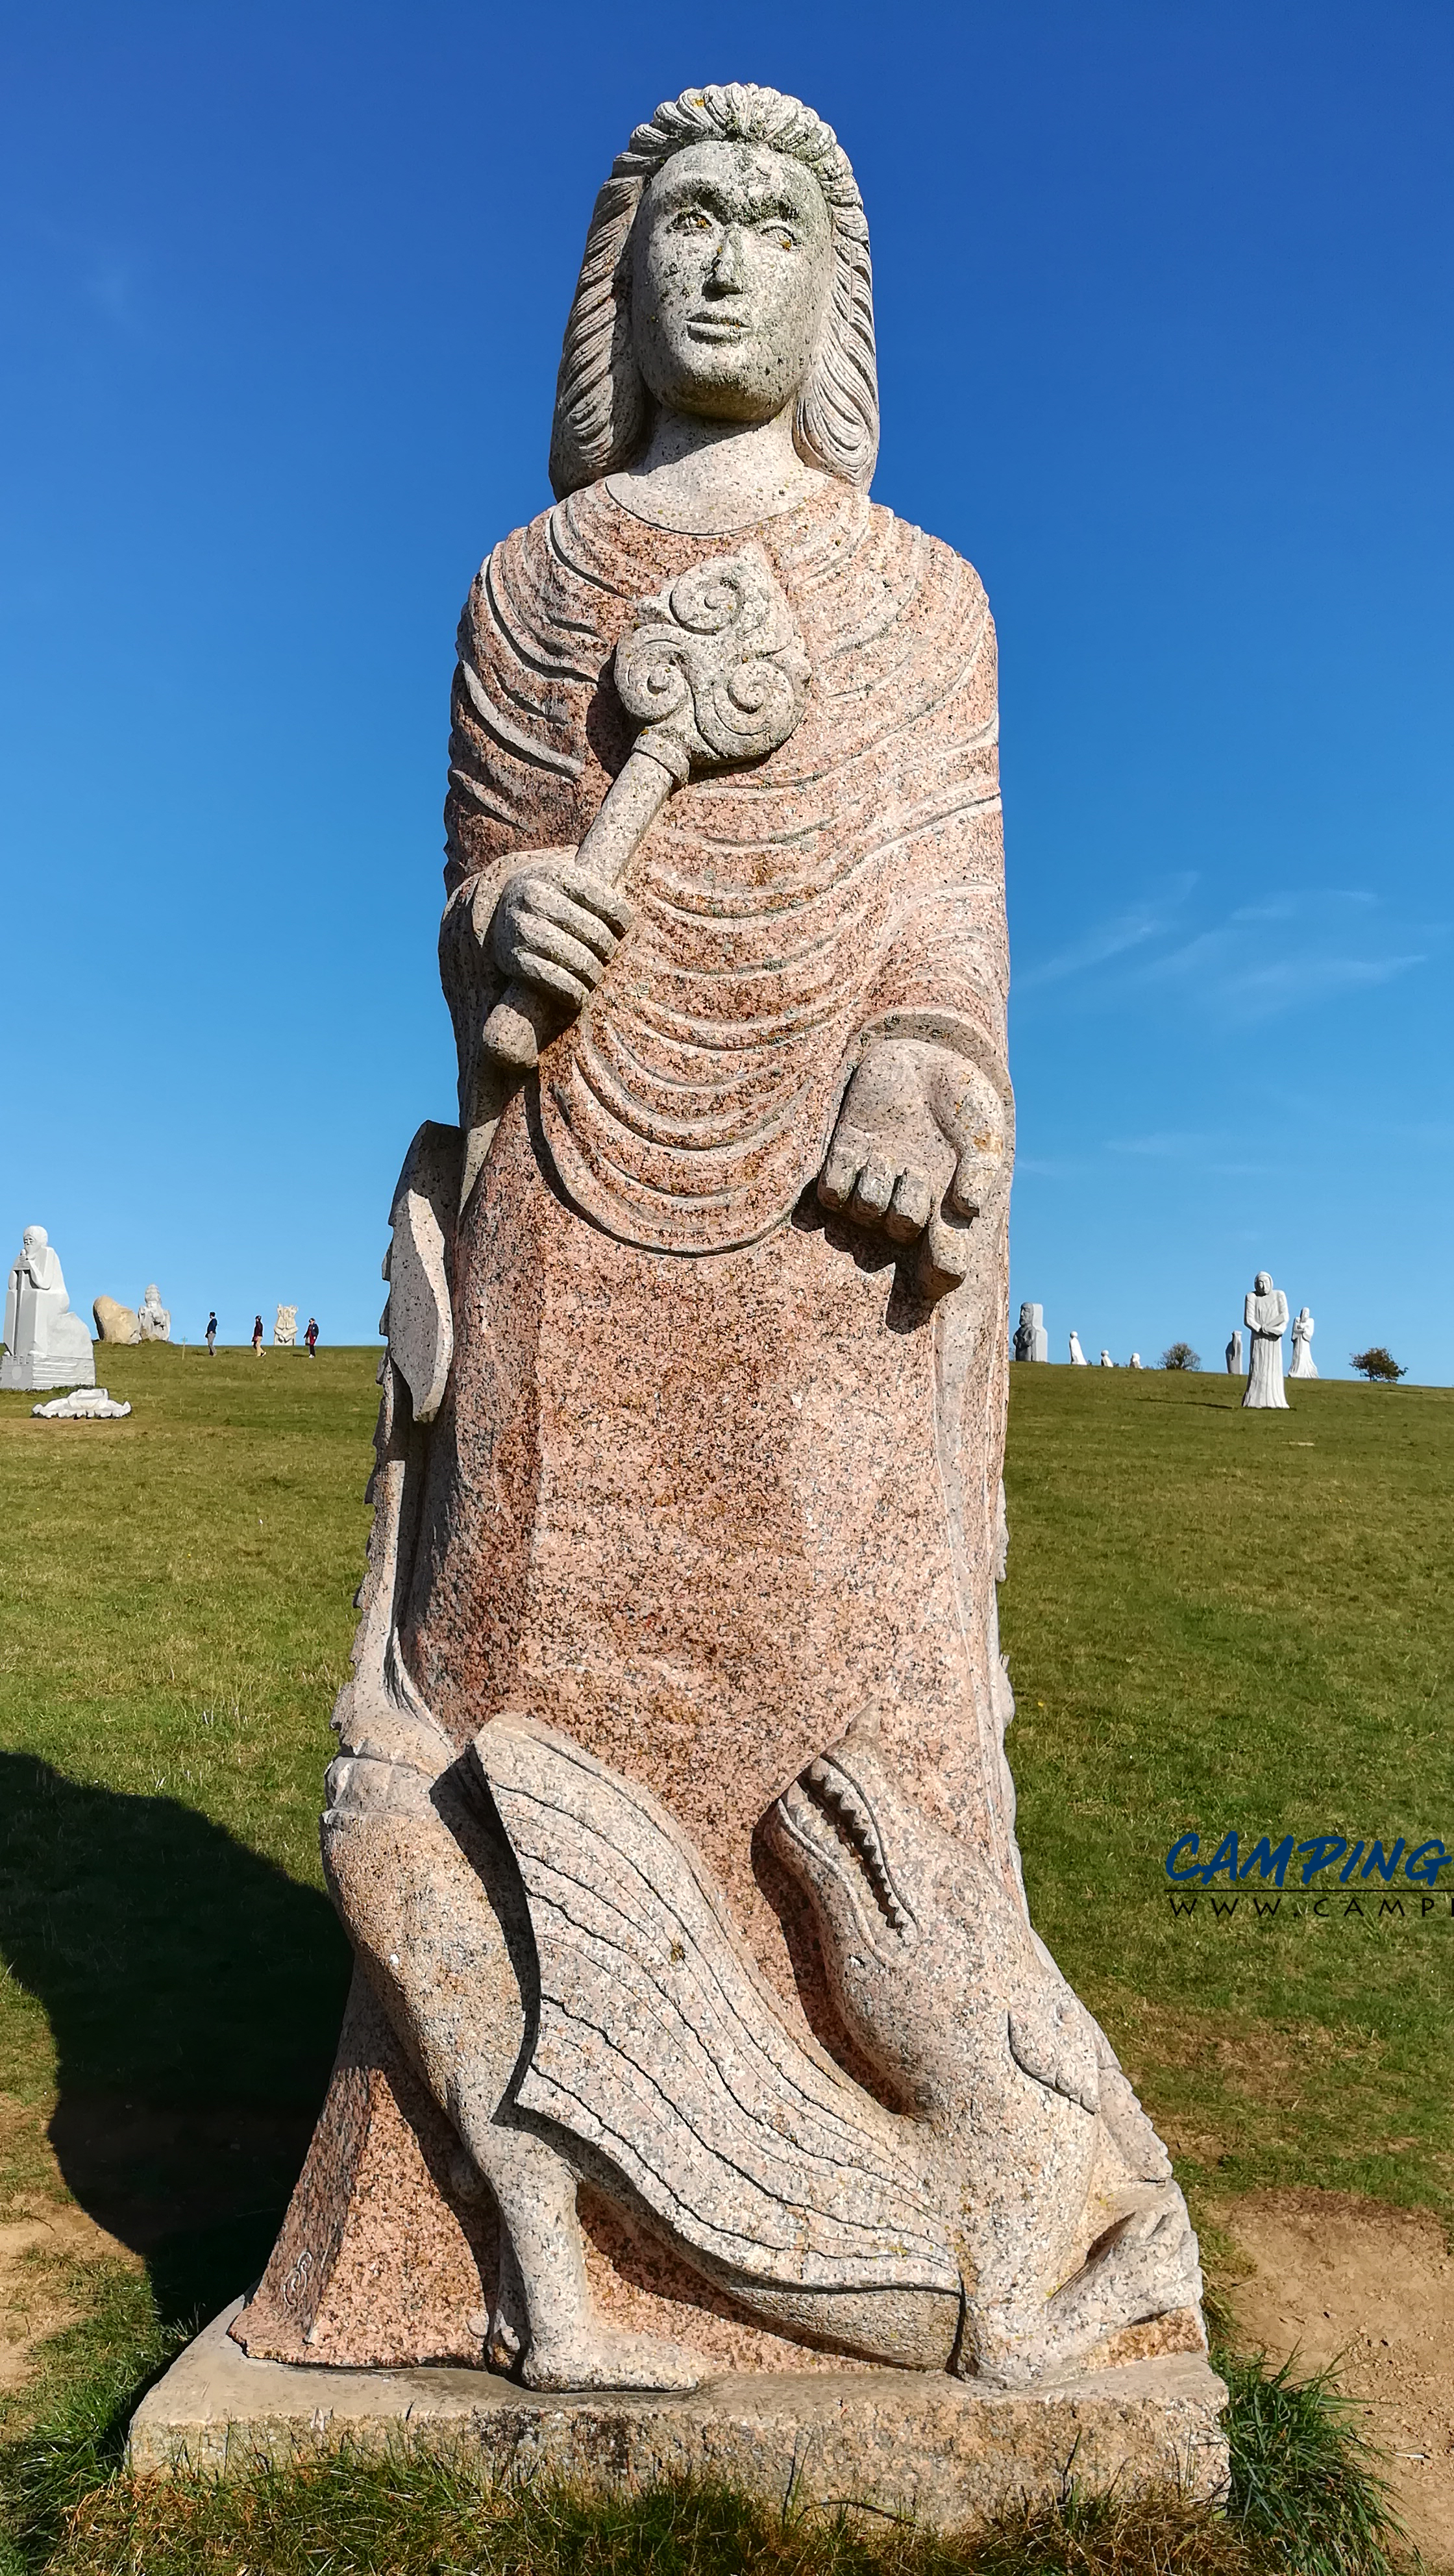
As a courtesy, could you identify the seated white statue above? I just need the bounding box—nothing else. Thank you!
[1129,1352,1142,1369]
[1098,1349,1114,1368]
[137,1283,171,1343]
[1242,1271,1289,1410]
[1068,1331,1088,1365]
[1288,1306,1317,1378]
[2,1227,95,1392]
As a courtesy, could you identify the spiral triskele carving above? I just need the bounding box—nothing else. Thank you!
[615,546,811,782]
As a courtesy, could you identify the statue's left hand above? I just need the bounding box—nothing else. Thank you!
[817,1039,1009,1300]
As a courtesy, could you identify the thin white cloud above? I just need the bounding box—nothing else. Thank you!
[1015,874,1198,992]
[1018,877,1434,1024]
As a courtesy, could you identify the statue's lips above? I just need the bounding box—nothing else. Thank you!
[686,314,750,341]
[773,1754,917,1946]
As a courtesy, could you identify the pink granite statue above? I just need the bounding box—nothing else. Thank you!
[237,82,1202,2399]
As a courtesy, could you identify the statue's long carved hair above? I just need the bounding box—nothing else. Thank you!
[548,84,878,501]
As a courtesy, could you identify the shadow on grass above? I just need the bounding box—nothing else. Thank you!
[0,1757,349,2325]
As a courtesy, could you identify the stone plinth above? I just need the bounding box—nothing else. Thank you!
[130,2303,1227,2524]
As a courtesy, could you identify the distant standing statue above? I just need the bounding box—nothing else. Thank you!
[1242,1272,1289,1409]
[1288,1306,1317,1379]
[1225,1328,1243,1375]
[1013,1299,1048,1361]
[137,1283,171,1343]
[2,1228,95,1391]
[275,1304,298,1348]
[1068,1331,1088,1365]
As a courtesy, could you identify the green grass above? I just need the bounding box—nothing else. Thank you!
[2,1346,1442,2571]
[0,1344,365,2320]
[998,1367,1454,2223]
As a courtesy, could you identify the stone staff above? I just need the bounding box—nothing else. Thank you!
[479,544,811,1072]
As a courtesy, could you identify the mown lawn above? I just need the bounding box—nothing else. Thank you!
[998,1367,1453,2228]
[1,1345,1443,2572]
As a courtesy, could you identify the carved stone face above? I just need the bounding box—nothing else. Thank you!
[631,140,833,427]
[1255,1270,1272,1294]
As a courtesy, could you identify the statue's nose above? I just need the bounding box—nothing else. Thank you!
[707,227,747,290]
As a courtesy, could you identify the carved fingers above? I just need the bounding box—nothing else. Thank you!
[817,1039,1010,1302]
[490,860,634,1012]
[819,1132,937,1244]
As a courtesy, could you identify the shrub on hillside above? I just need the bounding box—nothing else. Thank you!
[1350,1346,1406,1382]
[1161,1342,1201,1371]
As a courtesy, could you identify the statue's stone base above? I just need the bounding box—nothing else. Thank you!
[129,2301,1228,2527]
[1,1348,95,1391]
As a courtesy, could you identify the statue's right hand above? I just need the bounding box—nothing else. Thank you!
[488,859,634,1015]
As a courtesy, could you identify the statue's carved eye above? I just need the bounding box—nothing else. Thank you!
[761,225,797,251]
[673,208,714,234]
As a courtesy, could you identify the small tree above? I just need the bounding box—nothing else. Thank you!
[1161,1343,1200,1371]
[1350,1346,1407,1382]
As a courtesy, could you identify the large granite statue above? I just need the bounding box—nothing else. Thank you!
[1242,1272,1289,1409]
[2,1228,95,1391]
[137,1283,171,1343]
[1288,1306,1317,1378]
[237,83,1203,2402]
[1013,1300,1048,1361]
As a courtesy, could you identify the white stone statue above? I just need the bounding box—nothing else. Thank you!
[32,1387,132,1419]
[2,1227,95,1392]
[1242,1272,1289,1409]
[137,1283,171,1343]
[1128,1352,1142,1369]
[1288,1306,1317,1378]
[1098,1349,1113,1368]
[1225,1329,1243,1375]
[1068,1331,1088,1365]
[275,1304,298,1347]
[1013,1300,1048,1361]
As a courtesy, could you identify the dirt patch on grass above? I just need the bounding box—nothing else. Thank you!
[0,2201,140,2397]
[1223,2187,1454,2570]
[0,2099,142,2397]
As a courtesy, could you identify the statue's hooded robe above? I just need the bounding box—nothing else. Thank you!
[408,472,1017,2016]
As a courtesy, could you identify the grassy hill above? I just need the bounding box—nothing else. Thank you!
[1,1345,1447,2568]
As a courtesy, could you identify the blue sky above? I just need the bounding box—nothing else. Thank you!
[3,2,1449,1372]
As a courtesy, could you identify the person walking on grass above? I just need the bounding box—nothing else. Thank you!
[206,1311,217,1356]
[252,1314,264,1357]
[305,1317,319,1356]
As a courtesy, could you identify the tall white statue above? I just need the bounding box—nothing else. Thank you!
[1288,1306,1317,1379]
[1068,1331,1088,1365]
[1225,1329,1243,1375]
[137,1283,171,1343]
[2,1228,95,1391]
[1013,1299,1048,1361]
[275,1304,298,1348]
[1242,1272,1289,1409]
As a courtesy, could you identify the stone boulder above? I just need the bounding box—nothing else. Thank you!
[94,1296,141,1345]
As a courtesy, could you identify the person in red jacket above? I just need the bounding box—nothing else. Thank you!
[305,1317,319,1356]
